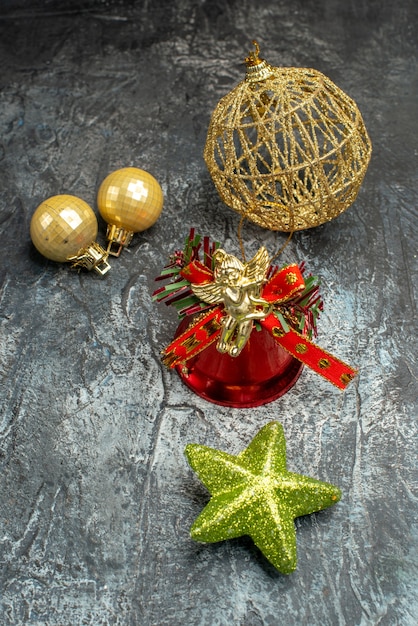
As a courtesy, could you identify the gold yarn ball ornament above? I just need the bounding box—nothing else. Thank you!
[204,42,372,231]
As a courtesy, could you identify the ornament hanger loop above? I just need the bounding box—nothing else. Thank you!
[245,40,261,66]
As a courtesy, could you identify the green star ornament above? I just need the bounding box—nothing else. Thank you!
[185,421,341,574]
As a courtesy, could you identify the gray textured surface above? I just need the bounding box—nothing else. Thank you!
[0,1,417,624]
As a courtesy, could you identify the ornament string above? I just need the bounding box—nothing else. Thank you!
[237,203,295,264]
[269,202,295,264]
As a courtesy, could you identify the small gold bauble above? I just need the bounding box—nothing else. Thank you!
[97,167,163,233]
[204,42,372,231]
[30,195,98,262]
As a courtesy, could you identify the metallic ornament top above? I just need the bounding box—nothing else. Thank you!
[185,421,341,574]
[204,41,372,231]
[190,247,272,356]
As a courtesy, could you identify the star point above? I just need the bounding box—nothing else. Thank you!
[185,421,341,574]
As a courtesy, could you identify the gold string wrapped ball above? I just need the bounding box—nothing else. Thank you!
[204,42,372,231]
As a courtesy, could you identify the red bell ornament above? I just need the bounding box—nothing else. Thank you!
[173,315,303,408]
[153,231,357,407]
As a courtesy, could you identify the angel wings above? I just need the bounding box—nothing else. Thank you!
[191,246,270,303]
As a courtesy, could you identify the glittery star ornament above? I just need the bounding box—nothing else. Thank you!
[185,421,341,574]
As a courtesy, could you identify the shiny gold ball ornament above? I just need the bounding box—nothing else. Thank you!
[30,195,110,275]
[97,167,164,256]
[204,41,372,231]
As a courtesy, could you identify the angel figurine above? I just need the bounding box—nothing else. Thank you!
[191,247,272,357]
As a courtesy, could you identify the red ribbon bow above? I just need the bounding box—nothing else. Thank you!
[162,260,357,390]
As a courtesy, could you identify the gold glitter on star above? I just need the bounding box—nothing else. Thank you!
[185,422,341,574]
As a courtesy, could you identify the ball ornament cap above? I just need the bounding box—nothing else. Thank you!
[204,41,372,231]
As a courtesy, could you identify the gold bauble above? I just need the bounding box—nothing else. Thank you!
[30,195,110,275]
[97,167,164,256]
[97,167,163,233]
[30,195,99,262]
[204,42,372,231]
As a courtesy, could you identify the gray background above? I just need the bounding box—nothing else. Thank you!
[0,0,417,624]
